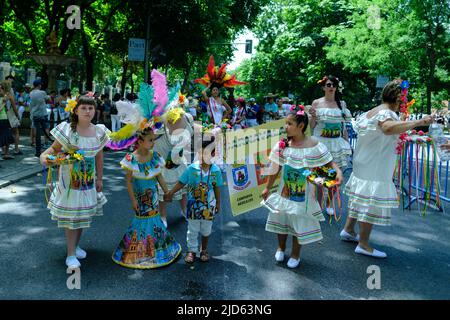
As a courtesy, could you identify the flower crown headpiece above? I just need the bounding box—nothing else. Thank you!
[317,76,344,93]
[64,92,96,114]
[290,104,305,116]
[65,98,78,114]
[399,80,415,118]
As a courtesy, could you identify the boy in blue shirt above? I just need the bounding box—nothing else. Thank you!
[167,136,224,264]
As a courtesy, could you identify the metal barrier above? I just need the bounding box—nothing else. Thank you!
[400,141,449,211]
[344,123,449,211]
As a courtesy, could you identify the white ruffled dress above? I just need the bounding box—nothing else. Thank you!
[261,142,333,245]
[313,107,352,168]
[153,113,194,201]
[344,109,400,226]
[47,122,110,229]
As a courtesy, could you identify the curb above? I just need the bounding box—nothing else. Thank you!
[0,165,45,189]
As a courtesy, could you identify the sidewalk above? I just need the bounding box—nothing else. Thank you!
[0,135,44,189]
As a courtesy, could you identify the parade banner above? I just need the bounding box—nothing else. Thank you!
[223,120,281,216]
[225,120,311,216]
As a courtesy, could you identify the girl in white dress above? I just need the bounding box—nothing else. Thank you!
[341,80,433,258]
[261,105,343,268]
[40,95,110,269]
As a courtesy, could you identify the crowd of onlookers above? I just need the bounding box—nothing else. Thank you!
[3,74,447,165]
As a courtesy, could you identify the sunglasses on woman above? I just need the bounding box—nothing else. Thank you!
[325,83,336,88]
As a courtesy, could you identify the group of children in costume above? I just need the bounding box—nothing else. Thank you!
[40,65,409,271]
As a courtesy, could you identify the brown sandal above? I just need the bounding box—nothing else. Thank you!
[184,252,196,264]
[200,250,210,262]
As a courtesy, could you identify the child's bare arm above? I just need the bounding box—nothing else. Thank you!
[156,174,169,194]
[262,163,282,200]
[214,185,221,213]
[125,170,139,212]
[40,140,63,166]
[169,181,186,195]
[95,150,104,181]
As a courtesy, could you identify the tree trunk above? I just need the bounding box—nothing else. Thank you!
[81,25,94,91]
[121,57,129,94]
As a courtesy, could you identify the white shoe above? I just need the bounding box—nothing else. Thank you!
[66,256,81,269]
[75,246,87,259]
[274,250,285,262]
[355,245,387,258]
[340,229,360,243]
[326,208,334,216]
[161,217,168,228]
[287,257,301,268]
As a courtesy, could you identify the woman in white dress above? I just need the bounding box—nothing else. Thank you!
[310,75,351,215]
[341,80,433,258]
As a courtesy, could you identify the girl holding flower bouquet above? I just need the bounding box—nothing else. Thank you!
[261,105,343,268]
[40,94,110,269]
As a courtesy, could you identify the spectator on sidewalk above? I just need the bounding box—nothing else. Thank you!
[0,81,17,159]
[264,93,278,122]
[47,90,58,129]
[4,82,21,156]
[30,79,51,157]
[246,98,259,127]
[110,93,121,132]
[56,89,71,123]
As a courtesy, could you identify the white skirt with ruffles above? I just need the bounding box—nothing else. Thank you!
[261,193,324,245]
[344,173,399,226]
[315,136,351,168]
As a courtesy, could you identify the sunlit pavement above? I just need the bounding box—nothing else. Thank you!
[1,150,449,300]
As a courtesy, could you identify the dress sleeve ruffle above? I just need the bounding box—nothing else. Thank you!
[270,141,333,169]
[120,152,165,179]
[120,153,138,172]
[95,124,111,150]
[355,109,399,136]
[50,122,73,150]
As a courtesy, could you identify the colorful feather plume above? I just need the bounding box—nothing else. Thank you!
[151,69,168,117]
[194,55,247,88]
[106,123,139,150]
[137,83,155,120]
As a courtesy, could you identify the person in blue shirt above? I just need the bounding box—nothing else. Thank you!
[246,98,259,127]
[167,135,224,264]
[264,93,278,122]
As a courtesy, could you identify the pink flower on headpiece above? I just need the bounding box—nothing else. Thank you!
[296,110,305,116]
[290,105,296,111]
[86,91,95,98]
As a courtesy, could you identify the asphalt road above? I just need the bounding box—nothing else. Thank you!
[1,150,449,300]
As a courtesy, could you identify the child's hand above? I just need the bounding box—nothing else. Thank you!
[261,187,270,201]
[132,199,140,213]
[96,180,103,192]
[40,153,51,167]
[335,170,344,186]
[163,192,172,202]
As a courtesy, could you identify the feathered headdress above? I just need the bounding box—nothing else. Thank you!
[106,69,173,150]
[194,55,247,88]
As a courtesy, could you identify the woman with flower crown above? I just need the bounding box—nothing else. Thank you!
[310,75,352,216]
[261,104,343,268]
